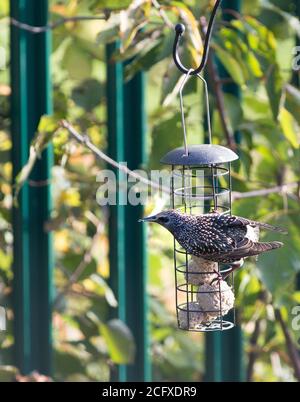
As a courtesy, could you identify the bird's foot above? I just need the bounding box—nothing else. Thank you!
[210,269,223,286]
[222,262,242,281]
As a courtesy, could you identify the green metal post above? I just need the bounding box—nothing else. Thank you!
[204,335,223,382]
[219,0,243,382]
[106,43,127,382]
[203,71,223,382]
[10,0,53,375]
[106,47,151,381]
[124,72,151,381]
[205,0,244,382]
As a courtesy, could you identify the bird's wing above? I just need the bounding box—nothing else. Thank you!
[192,214,284,260]
[206,237,252,259]
[208,238,283,260]
[195,214,246,256]
[213,214,247,245]
[228,215,288,234]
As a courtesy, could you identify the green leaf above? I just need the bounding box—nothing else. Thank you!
[124,40,163,81]
[261,0,300,38]
[60,254,97,281]
[285,84,300,125]
[265,65,283,120]
[14,115,58,200]
[213,44,245,86]
[0,366,18,382]
[242,92,272,121]
[0,131,11,152]
[55,349,86,377]
[96,23,119,45]
[71,79,104,111]
[245,51,263,78]
[90,274,118,307]
[257,215,300,302]
[150,113,183,169]
[100,319,135,364]
[238,148,253,180]
[0,248,12,272]
[37,115,58,137]
[278,107,300,149]
[244,16,277,59]
[223,93,243,133]
[62,42,92,80]
[91,0,131,11]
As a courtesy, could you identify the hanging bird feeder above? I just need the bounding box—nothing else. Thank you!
[142,1,285,332]
[161,145,238,332]
[161,0,239,332]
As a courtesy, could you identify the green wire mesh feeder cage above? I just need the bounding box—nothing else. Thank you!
[161,146,238,332]
[161,0,239,332]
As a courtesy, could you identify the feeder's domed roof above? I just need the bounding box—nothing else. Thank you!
[160,144,238,166]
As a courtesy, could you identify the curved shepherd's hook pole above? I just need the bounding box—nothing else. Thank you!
[173,0,222,75]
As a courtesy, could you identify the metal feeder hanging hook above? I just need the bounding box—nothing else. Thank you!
[172,0,222,76]
[173,0,222,155]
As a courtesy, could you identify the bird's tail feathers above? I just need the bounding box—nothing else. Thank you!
[234,241,283,259]
[253,241,283,253]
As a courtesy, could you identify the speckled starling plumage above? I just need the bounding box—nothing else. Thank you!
[141,210,286,263]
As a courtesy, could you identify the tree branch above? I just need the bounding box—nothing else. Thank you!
[61,120,299,202]
[151,0,174,29]
[60,120,170,194]
[232,183,298,201]
[53,220,103,308]
[10,15,107,33]
[275,308,300,381]
[246,319,262,382]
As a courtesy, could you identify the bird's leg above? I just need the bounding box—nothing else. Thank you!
[210,269,223,286]
[210,261,243,285]
[222,262,242,280]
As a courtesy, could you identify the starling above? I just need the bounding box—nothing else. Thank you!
[140,210,286,264]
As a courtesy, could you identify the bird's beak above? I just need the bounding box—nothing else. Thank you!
[139,215,157,223]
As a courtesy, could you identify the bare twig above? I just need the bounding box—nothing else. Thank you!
[151,0,174,29]
[247,319,262,382]
[221,8,243,21]
[61,120,299,202]
[232,183,298,201]
[275,308,300,381]
[53,221,103,308]
[68,288,109,300]
[60,120,170,194]
[10,15,107,33]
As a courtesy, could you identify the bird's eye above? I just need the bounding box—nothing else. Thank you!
[158,216,169,224]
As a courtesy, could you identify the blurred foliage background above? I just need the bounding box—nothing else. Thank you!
[0,0,300,382]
